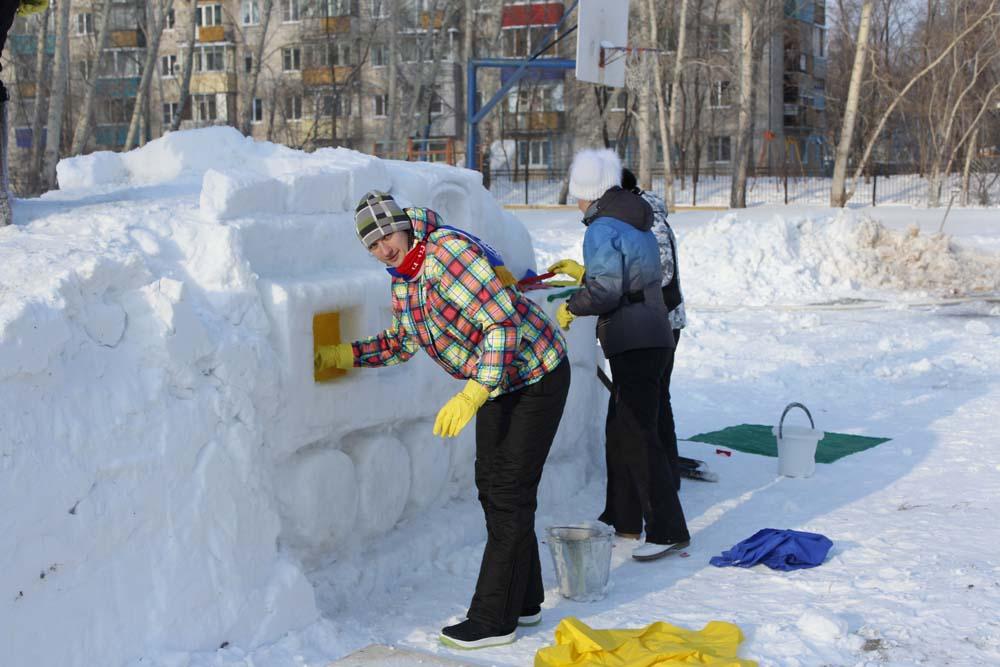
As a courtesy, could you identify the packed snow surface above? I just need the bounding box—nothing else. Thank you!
[3,131,1000,666]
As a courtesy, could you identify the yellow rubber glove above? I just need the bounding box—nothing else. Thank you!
[556,302,575,330]
[547,259,585,285]
[494,265,517,288]
[433,379,490,438]
[314,343,354,373]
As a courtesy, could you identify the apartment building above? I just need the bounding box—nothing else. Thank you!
[3,0,828,194]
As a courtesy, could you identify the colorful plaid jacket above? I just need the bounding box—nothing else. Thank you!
[352,207,567,397]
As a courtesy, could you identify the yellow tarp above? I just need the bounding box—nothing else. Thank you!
[534,617,758,667]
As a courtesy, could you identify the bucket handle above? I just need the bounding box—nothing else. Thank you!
[778,402,815,439]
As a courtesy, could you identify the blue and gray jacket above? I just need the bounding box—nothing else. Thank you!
[567,187,673,358]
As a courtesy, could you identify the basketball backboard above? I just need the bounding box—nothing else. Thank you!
[574,0,629,88]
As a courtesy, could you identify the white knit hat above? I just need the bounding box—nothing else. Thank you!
[568,148,622,201]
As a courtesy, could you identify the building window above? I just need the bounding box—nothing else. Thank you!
[502,25,555,58]
[195,45,226,72]
[428,93,443,115]
[707,24,730,51]
[196,4,223,26]
[373,94,388,117]
[103,98,130,123]
[709,81,732,108]
[609,89,628,112]
[194,94,218,121]
[708,136,731,163]
[282,47,301,71]
[319,0,353,17]
[244,53,253,72]
[517,139,550,168]
[242,0,259,25]
[285,95,302,120]
[283,0,300,22]
[322,94,351,116]
[165,8,175,29]
[369,0,389,18]
[160,54,177,77]
[104,49,142,77]
[308,42,352,67]
[162,102,179,124]
[76,13,93,35]
[252,98,264,123]
[371,43,388,67]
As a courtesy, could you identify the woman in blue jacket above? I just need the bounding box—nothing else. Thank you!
[549,149,690,561]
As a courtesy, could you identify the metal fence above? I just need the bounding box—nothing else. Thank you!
[486,168,1000,208]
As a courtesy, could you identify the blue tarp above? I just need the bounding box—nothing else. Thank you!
[710,528,832,571]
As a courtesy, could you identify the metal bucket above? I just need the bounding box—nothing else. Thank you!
[545,523,614,602]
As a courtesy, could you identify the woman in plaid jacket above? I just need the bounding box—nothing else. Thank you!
[315,191,569,649]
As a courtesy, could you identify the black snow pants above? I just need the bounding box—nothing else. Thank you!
[658,329,682,491]
[598,347,690,545]
[467,360,570,633]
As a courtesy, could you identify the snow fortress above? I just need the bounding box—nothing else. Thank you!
[1,128,605,667]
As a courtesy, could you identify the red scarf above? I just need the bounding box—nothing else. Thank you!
[391,241,427,281]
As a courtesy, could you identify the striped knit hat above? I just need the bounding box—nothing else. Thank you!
[355,191,412,247]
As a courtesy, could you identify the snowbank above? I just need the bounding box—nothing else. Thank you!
[3,130,605,667]
[680,210,1000,306]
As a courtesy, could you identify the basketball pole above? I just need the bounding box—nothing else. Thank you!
[464,1,580,170]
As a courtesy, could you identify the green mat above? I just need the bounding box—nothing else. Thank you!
[686,424,891,464]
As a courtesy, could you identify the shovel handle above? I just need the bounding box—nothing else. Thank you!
[778,402,814,439]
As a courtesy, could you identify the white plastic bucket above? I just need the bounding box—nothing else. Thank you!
[772,402,824,477]
[545,523,614,602]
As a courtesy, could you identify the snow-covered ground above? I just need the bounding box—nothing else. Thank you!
[3,131,999,666]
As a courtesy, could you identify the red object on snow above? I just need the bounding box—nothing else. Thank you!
[716,448,733,457]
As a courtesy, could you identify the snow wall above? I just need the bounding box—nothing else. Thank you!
[0,127,605,666]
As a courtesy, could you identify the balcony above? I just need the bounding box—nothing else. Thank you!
[95,124,129,147]
[302,66,354,86]
[508,111,563,132]
[197,25,231,43]
[420,10,444,29]
[110,29,146,48]
[96,77,142,99]
[10,33,55,56]
[306,116,363,141]
[307,15,355,34]
[190,72,238,94]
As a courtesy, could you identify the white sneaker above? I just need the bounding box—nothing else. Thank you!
[518,610,542,626]
[632,539,690,562]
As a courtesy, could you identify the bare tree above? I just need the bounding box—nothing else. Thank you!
[239,0,274,134]
[635,0,653,190]
[171,0,201,132]
[830,0,873,207]
[70,0,115,154]
[41,0,74,191]
[28,5,52,193]
[125,0,175,149]
[841,2,999,204]
[729,1,754,207]
[661,0,689,208]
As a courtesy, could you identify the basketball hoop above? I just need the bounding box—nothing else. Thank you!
[599,46,663,92]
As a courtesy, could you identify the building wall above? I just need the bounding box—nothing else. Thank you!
[3,0,828,194]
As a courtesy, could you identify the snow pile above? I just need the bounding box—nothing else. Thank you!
[851,218,1000,295]
[3,130,605,667]
[681,210,1000,306]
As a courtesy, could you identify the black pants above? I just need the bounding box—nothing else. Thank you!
[598,348,689,544]
[468,360,570,633]
[658,330,682,490]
